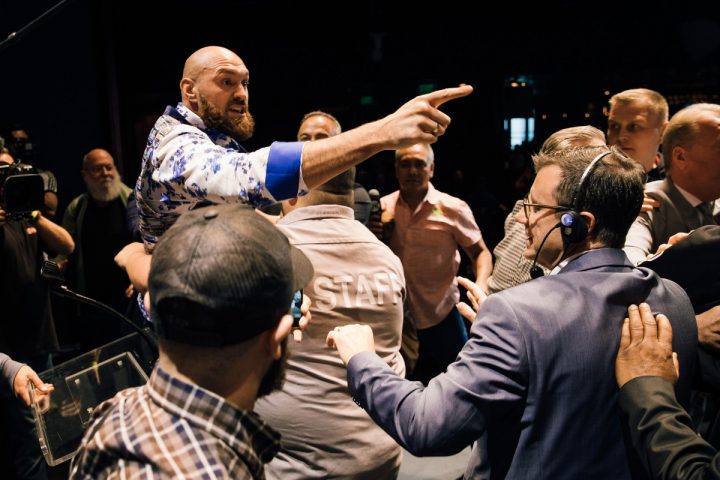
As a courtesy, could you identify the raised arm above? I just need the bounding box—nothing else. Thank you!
[301,85,473,189]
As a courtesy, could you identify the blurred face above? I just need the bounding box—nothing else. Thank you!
[82,150,121,202]
[297,115,340,141]
[395,145,434,196]
[516,165,566,268]
[192,54,254,140]
[673,112,720,202]
[607,99,664,172]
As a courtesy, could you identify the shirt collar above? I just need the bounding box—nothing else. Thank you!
[147,366,280,469]
[169,103,241,150]
[673,181,705,208]
[278,204,354,225]
[399,182,440,208]
[172,102,208,130]
[549,250,591,275]
[425,183,441,205]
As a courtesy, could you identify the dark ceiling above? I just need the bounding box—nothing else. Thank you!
[1,0,719,213]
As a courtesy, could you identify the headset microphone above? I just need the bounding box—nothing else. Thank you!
[529,222,562,279]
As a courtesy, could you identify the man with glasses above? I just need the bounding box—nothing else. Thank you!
[484,126,605,295]
[57,148,135,352]
[328,145,698,479]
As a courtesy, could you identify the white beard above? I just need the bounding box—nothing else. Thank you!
[87,176,122,203]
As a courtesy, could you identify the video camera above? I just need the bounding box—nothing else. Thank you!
[0,163,45,220]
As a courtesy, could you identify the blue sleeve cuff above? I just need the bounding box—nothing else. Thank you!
[266,141,304,201]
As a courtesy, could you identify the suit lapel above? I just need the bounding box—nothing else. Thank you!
[662,178,704,231]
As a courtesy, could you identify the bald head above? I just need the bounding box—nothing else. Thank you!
[82,148,113,170]
[81,148,121,203]
[182,46,244,81]
[179,46,254,141]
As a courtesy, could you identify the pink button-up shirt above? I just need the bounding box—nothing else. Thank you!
[382,183,482,329]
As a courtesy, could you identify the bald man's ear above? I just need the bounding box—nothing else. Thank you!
[672,145,687,171]
[180,78,198,108]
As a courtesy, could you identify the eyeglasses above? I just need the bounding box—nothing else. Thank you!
[522,194,570,220]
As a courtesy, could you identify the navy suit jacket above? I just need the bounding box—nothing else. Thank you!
[348,248,698,479]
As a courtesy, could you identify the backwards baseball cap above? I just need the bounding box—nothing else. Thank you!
[149,203,313,347]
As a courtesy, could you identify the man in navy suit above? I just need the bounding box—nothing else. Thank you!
[327,145,698,479]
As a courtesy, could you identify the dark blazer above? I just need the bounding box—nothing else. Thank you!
[347,248,698,479]
[642,225,720,314]
[625,178,715,265]
[619,376,720,480]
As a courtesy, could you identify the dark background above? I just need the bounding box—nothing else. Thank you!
[2,0,719,247]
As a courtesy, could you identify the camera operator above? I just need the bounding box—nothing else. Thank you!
[0,150,74,479]
[5,127,59,219]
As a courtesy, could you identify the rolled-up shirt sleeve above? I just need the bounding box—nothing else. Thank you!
[265,141,307,201]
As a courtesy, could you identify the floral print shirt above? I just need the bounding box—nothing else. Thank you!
[135,103,306,249]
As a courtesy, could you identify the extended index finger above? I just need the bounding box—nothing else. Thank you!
[427,85,474,108]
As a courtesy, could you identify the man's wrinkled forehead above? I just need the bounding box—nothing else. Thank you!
[184,47,247,79]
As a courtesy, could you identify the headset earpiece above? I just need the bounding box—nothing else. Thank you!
[561,150,611,245]
[560,211,588,243]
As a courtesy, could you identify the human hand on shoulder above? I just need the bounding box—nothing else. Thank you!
[615,303,679,389]
[640,194,660,213]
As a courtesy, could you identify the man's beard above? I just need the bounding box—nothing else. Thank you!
[257,336,288,398]
[197,93,255,141]
[87,176,122,203]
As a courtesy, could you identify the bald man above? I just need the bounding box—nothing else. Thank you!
[59,148,134,350]
[296,111,373,224]
[134,45,472,250]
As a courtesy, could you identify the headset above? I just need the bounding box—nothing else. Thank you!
[529,150,611,279]
[559,150,611,244]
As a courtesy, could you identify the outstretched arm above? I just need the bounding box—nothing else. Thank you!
[327,294,527,456]
[302,85,473,189]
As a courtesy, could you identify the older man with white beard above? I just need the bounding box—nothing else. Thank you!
[58,148,135,351]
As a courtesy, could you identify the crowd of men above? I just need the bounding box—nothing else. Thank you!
[1,45,719,479]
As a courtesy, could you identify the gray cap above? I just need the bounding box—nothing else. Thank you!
[149,204,313,346]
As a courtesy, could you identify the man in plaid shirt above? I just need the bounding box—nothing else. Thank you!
[70,204,313,479]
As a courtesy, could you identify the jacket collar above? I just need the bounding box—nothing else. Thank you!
[558,247,634,274]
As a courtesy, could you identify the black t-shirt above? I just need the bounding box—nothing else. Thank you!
[0,220,57,358]
[81,197,133,312]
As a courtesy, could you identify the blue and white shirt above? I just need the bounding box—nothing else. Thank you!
[136,103,307,249]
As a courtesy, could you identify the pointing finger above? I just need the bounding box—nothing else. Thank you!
[426,85,474,108]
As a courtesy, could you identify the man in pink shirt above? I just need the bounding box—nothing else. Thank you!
[381,143,492,383]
